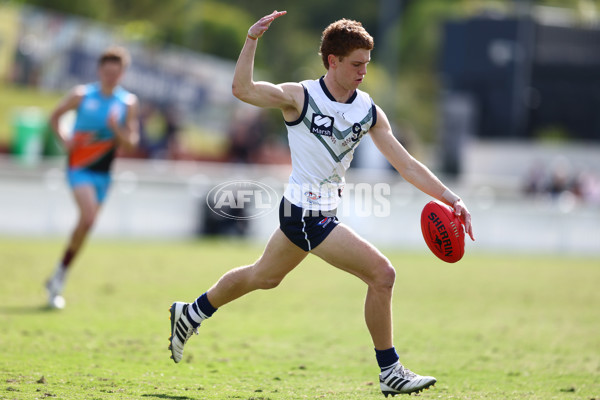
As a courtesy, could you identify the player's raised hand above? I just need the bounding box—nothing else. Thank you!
[248,10,287,39]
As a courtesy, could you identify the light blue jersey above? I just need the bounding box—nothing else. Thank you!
[69,82,131,172]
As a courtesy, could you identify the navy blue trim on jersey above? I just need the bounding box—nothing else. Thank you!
[371,100,378,128]
[285,85,309,126]
[279,197,339,252]
[319,76,357,104]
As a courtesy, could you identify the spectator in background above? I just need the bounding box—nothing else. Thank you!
[45,46,139,309]
[576,170,600,205]
[162,106,182,159]
[547,158,573,198]
[226,106,290,164]
[523,161,546,197]
[138,101,181,159]
[523,158,600,207]
[12,34,41,86]
[225,107,266,163]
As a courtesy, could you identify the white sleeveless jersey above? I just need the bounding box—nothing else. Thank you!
[283,77,377,210]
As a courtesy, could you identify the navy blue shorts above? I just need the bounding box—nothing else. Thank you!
[279,198,339,252]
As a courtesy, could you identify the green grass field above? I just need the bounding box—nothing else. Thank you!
[0,237,598,399]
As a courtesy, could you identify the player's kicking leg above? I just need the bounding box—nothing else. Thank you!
[311,223,436,396]
[169,228,307,363]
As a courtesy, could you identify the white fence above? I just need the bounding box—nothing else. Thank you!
[1,155,598,256]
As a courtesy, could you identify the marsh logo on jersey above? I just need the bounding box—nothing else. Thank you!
[310,114,334,137]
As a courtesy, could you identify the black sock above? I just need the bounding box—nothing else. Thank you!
[187,292,217,328]
[375,347,399,373]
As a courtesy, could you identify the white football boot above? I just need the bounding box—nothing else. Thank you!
[379,362,436,397]
[45,267,66,309]
[168,302,198,363]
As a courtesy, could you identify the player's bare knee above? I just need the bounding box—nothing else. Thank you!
[255,275,283,290]
[372,260,396,289]
[79,214,96,231]
[249,265,284,290]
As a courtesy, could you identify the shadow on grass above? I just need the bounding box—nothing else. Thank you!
[141,395,195,400]
[0,304,60,315]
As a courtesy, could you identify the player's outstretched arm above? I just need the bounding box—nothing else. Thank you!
[370,105,475,240]
[232,11,301,112]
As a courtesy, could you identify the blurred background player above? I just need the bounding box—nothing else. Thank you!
[169,10,474,397]
[45,46,139,309]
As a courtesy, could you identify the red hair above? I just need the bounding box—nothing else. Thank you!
[319,19,374,69]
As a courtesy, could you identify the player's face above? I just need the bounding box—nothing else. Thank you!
[98,61,124,89]
[337,48,370,89]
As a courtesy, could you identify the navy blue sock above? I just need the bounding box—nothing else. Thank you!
[375,347,399,372]
[187,292,218,328]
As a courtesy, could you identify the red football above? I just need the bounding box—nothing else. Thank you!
[420,200,465,263]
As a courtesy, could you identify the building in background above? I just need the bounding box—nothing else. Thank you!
[438,8,600,175]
